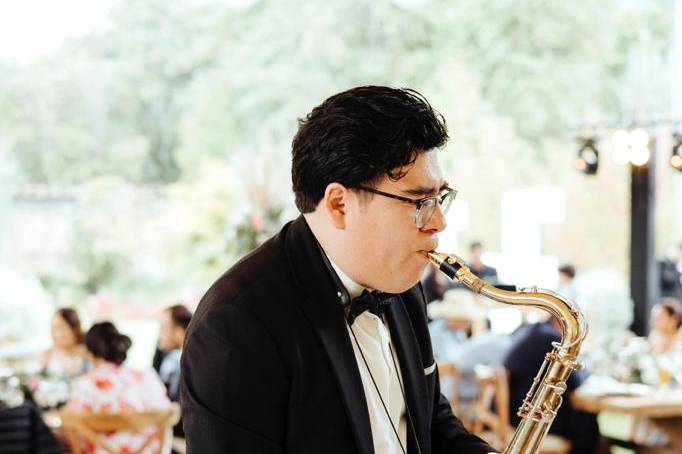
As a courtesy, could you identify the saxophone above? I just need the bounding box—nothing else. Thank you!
[427,252,588,454]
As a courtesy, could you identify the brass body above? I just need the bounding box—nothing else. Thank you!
[427,252,587,454]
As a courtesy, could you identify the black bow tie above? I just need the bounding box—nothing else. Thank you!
[347,290,397,325]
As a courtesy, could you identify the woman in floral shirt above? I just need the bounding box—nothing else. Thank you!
[67,322,171,454]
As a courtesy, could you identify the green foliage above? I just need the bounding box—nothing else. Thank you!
[0,0,674,301]
[0,0,670,185]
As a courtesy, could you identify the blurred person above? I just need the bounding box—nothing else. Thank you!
[157,305,192,439]
[648,297,682,355]
[468,241,498,283]
[182,86,495,453]
[38,308,88,377]
[658,243,682,301]
[556,263,577,302]
[68,321,170,454]
[429,291,512,404]
[503,316,599,454]
[157,304,192,402]
[428,290,483,359]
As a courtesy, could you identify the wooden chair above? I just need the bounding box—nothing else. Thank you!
[437,361,476,430]
[60,402,180,454]
[472,365,571,454]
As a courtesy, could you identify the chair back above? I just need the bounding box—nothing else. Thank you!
[60,402,180,454]
[438,361,478,430]
[437,362,461,412]
[472,364,510,450]
[471,365,571,454]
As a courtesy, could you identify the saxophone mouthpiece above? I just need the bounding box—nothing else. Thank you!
[427,251,464,280]
[426,251,446,267]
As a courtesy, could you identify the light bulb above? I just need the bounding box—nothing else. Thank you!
[612,129,629,149]
[629,128,649,148]
[612,146,630,165]
[630,146,651,166]
[672,154,682,169]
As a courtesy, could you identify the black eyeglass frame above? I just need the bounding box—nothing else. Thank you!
[355,185,458,228]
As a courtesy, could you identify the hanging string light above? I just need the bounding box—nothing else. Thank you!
[575,137,599,175]
[575,120,682,172]
[671,133,682,171]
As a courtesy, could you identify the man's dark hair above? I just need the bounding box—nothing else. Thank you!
[469,241,482,251]
[166,304,193,330]
[291,86,448,213]
[558,264,576,279]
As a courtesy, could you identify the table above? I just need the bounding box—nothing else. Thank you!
[572,383,682,450]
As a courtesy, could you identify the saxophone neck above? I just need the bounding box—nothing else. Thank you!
[427,250,588,454]
[427,250,587,355]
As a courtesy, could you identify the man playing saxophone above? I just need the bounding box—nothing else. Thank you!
[181,86,497,453]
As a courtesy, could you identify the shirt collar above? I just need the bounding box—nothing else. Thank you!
[327,256,367,300]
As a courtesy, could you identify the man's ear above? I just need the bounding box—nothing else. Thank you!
[322,183,349,229]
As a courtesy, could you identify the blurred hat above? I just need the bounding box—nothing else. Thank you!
[427,288,486,321]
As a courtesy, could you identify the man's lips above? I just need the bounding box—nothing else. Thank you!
[418,245,438,257]
[420,243,438,253]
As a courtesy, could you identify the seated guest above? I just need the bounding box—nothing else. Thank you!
[157,304,192,402]
[648,297,682,355]
[468,241,498,283]
[447,331,513,403]
[556,263,578,302]
[429,290,503,404]
[503,316,599,454]
[39,308,88,377]
[67,322,170,454]
[428,290,482,358]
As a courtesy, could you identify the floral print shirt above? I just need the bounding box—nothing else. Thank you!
[67,362,171,454]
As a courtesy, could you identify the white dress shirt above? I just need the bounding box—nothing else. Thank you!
[327,258,498,454]
[329,259,407,454]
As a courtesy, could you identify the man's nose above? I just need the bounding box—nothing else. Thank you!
[422,204,447,233]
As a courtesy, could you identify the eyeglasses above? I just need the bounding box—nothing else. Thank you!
[355,185,457,229]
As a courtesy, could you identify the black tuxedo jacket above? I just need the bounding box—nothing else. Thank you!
[180,216,494,453]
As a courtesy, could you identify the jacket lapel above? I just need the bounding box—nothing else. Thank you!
[385,293,429,454]
[284,216,374,454]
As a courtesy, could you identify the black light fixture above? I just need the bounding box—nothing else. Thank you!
[575,137,599,175]
[671,133,682,171]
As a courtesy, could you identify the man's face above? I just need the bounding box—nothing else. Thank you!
[344,151,447,293]
[159,311,181,351]
[470,245,482,263]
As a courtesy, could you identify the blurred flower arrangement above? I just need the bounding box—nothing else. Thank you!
[233,208,285,255]
[583,333,682,387]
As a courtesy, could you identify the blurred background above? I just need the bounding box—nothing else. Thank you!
[2,0,681,351]
[1,1,682,452]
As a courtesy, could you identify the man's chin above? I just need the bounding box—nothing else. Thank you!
[380,274,425,295]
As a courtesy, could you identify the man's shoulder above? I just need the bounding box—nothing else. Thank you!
[190,226,298,330]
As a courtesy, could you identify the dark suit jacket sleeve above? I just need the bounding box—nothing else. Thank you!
[430,366,498,454]
[180,303,289,454]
